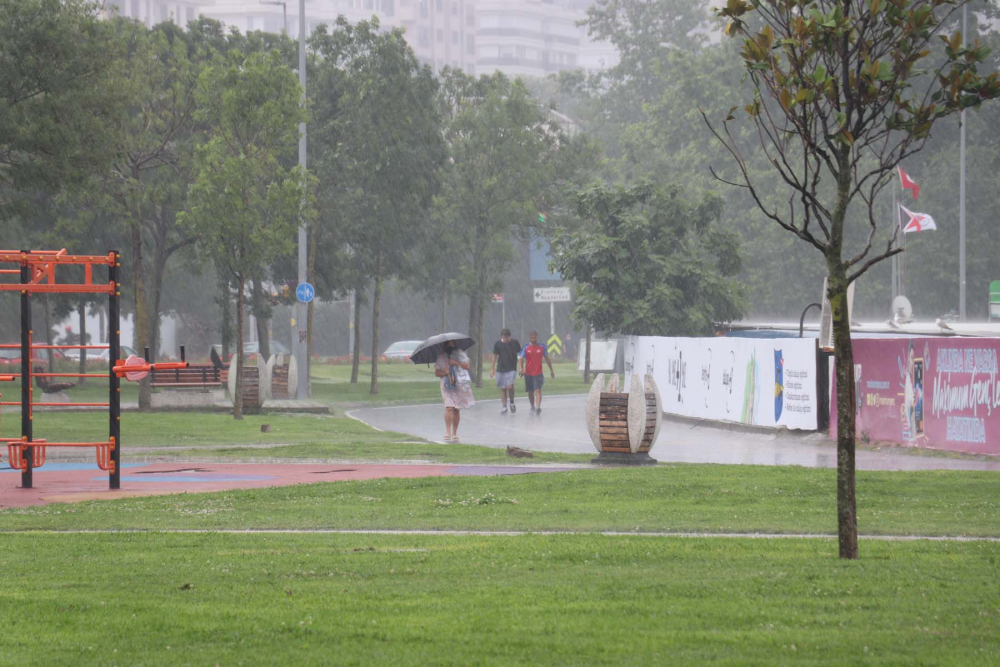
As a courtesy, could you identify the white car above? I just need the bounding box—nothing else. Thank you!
[62,345,139,362]
[382,340,423,361]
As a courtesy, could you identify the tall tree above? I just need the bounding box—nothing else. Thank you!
[104,19,199,408]
[551,181,747,336]
[0,0,119,215]
[311,18,445,394]
[181,49,310,419]
[436,71,560,386]
[705,0,1000,558]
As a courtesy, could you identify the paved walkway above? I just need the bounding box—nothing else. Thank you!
[0,462,573,509]
[350,394,1000,472]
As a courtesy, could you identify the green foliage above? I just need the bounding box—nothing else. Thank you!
[0,0,120,214]
[181,48,310,415]
[434,71,570,380]
[551,182,747,335]
[708,0,1000,559]
[182,48,308,285]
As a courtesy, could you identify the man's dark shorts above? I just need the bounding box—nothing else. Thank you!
[524,373,545,393]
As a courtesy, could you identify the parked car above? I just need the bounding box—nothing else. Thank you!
[0,347,65,365]
[382,340,423,362]
[74,345,138,362]
[210,341,292,361]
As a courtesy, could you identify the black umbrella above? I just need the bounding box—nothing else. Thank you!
[409,332,476,365]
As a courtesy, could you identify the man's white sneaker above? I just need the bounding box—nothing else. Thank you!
[500,406,508,414]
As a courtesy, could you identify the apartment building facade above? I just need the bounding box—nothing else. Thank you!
[99,0,615,77]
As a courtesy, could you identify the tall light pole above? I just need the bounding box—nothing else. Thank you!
[260,1,288,34]
[294,0,310,399]
[959,3,968,320]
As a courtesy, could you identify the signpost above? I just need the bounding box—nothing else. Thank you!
[547,334,562,356]
[295,282,315,303]
[491,293,505,328]
[533,287,571,340]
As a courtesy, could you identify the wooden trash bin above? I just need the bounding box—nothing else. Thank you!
[587,373,661,465]
[241,366,261,414]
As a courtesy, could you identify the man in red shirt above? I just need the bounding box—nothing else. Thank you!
[518,330,555,415]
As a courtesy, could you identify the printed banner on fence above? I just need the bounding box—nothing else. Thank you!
[624,336,818,430]
[831,338,1000,455]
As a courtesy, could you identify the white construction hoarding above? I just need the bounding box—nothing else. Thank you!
[624,336,818,430]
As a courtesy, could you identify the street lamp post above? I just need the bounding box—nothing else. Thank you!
[295,0,309,399]
[259,0,288,34]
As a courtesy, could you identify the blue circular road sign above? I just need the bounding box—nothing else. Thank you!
[295,282,315,303]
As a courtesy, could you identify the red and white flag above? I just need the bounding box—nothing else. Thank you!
[900,205,936,233]
[898,166,920,199]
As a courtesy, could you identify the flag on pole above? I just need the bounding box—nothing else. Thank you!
[898,166,920,199]
[900,205,936,233]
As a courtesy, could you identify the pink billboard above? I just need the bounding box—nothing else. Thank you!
[831,338,1000,455]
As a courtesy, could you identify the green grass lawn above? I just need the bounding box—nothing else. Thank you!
[0,532,997,666]
[8,411,589,465]
[6,360,584,408]
[3,367,1000,664]
[310,360,586,406]
[4,466,998,537]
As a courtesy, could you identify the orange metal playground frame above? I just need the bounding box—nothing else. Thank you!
[0,249,185,490]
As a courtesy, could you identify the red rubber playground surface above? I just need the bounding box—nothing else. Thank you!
[0,462,574,509]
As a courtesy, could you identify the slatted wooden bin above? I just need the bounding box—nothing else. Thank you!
[241,366,261,414]
[270,358,290,399]
[598,392,655,454]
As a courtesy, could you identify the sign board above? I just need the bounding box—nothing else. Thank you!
[625,335,819,430]
[991,280,1000,321]
[491,293,504,303]
[547,334,562,356]
[529,236,561,281]
[533,287,570,303]
[831,338,1000,455]
[295,282,315,303]
[818,277,855,350]
[578,340,618,372]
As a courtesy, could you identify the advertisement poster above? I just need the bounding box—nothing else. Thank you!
[625,336,818,430]
[831,338,1000,455]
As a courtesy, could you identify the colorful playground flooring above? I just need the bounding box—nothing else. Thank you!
[0,462,574,509]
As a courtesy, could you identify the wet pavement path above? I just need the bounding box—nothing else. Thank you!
[350,394,1000,472]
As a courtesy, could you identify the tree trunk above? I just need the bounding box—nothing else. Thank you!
[369,251,383,395]
[307,222,317,397]
[78,302,87,385]
[440,283,448,333]
[148,211,168,363]
[131,221,152,410]
[220,279,232,362]
[474,289,485,388]
[251,278,270,360]
[233,275,245,420]
[584,324,592,384]
[42,295,54,373]
[828,264,858,559]
[467,289,479,379]
[350,290,362,384]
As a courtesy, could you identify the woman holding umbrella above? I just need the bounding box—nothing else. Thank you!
[410,332,477,443]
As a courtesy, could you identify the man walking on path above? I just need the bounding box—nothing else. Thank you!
[490,328,521,414]
[519,330,555,415]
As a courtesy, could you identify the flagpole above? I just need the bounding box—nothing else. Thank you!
[959,3,968,321]
[891,185,898,309]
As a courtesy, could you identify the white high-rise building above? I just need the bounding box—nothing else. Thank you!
[99,0,616,77]
[100,0,209,27]
[474,0,614,77]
